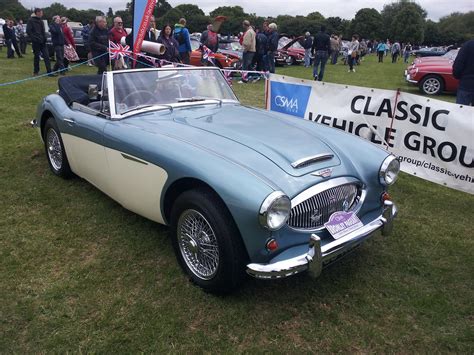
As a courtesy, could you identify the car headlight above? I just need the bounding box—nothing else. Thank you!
[379,155,400,186]
[259,191,291,231]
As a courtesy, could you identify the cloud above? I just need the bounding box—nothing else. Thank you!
[20,0,473,21]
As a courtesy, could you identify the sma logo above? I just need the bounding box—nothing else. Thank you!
[275,95,299,112]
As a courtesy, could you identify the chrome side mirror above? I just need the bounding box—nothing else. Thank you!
[88,84,98,100]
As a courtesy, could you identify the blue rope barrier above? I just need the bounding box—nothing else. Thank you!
[0,52,109,87]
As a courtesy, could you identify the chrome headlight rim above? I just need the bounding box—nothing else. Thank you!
[259,191,291,231]
[379,155,400,186]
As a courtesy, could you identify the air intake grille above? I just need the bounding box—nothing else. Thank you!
[287,184,359,230]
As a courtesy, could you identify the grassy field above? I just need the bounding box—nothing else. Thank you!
[0,51,473,353]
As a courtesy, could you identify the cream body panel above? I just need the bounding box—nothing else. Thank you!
[61,133,168,224]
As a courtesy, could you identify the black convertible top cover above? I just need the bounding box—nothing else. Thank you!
[58,75,103,106]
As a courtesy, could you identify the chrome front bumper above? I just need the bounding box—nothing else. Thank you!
[405,72,418,84]
[247,201,397,279]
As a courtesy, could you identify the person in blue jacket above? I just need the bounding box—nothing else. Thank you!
[174,18,192,64]
[453,39,474,106]
[376,41,386,63]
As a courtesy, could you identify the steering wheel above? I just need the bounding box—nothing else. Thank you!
[122,90,155,107]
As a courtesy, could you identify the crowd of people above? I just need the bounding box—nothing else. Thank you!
[2,8,473,104]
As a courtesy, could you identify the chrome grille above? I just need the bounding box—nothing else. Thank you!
[287,183,359,230]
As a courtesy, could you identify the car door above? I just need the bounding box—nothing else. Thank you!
[58,109,109,193]
[100,120,168,224]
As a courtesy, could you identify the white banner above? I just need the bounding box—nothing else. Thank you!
[266,74,474,194]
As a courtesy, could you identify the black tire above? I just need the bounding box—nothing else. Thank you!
[43,118,73,178]
[420,75,444,95]
[170,189,247,294]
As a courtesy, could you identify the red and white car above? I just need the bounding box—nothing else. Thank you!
[278,36,305,65]
[405,50,459,95]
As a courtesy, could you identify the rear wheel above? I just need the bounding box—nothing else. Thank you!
[170,189,247,293]
[43,118,73,178]
[420,75,444,95]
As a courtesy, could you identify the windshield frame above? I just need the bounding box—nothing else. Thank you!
[107,67,239,120]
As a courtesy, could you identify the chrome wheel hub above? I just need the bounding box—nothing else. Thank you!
[46,128,62,171]
[423,78,440,94]
[177,209,219,280]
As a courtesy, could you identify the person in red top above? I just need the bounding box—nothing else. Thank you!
[109,17,127,44]
[109,17,128,69]
[61,17,75,47]
[61,17,76,69]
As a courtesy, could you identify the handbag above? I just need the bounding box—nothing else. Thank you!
[64,45,79,62]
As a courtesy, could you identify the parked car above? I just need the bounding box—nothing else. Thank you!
[46,25,88,60]
[32,67,399,293]
[411,46,447,57]
[412,49,458,65]
[218,39,243,60]
[405,55,459,95]
[278,36,305,65]
[190,38,240,69]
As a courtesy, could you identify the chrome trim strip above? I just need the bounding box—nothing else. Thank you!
[121,153,148,165]
[107,71,117,119]
[291,153,334,169]
[290,177,359,208]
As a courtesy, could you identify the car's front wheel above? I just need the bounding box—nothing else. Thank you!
[420,75,444,95]
[170,189,247,293]
[43,118,73,178]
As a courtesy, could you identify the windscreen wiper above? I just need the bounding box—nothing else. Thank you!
[177,97,223,106]
[120,104,173,116]
[177,97,206,103]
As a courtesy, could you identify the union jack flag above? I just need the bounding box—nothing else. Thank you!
[202,45,216,64]
[222,70,233,86]
[109,41,131,60]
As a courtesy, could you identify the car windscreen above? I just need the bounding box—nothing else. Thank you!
[112,68,237,115]
[443,50,458,60]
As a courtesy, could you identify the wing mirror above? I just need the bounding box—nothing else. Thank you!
[88,84,98,100]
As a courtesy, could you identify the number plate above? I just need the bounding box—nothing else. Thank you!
[324,211,363,240]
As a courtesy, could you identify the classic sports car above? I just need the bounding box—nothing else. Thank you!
[32,67,398,293]
[412,49,458,65]
[218,39,243,60]
[411,46,447,57]
[278,36,305,65]
[405,54,459,95]
[189,38,241,69]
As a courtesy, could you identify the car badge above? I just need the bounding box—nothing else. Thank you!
[343,199,350,211]
[310,209,321,223]
[312,168,332,178]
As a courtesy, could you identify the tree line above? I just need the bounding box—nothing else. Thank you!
[1,0,472,45]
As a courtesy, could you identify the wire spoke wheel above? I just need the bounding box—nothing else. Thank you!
[177,209,220,280]
[46,128,63,171]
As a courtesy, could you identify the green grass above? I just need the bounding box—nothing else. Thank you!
[0,50,473,353]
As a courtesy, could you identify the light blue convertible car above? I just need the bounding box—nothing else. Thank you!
[33,67,399,293]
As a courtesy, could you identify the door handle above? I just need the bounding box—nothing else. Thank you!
[64,118,75,124]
